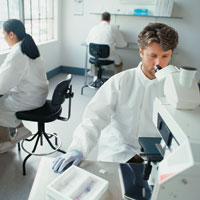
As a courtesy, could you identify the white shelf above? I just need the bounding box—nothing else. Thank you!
[90,12,183,19]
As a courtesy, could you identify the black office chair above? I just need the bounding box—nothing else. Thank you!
[16,74,74,175]
[81,43,114,95]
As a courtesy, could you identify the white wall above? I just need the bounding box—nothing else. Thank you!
[88,0,156,15]
[61,0,200,80]
[1,0,199,80]
[0,0,62,73]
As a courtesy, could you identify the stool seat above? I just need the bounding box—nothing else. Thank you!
[16,100,61,123]
[89,57,114,66]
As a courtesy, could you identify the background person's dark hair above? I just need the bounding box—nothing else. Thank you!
[3,19,40,59]
[101,12,111,22]
[137,23,178,52]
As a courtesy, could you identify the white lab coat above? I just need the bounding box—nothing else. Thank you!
[68,63,160,163]
[0,41,49,127]
[86,21,127,65]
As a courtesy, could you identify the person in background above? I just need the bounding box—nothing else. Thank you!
[0,19,49,154]
[53,23,178,173]
[86,11,127,77]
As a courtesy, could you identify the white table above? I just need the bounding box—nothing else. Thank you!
[28,157,122,200]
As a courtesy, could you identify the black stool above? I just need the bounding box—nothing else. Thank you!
[16,74,74,175]
[81,43,114,95]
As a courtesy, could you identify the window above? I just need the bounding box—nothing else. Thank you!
[0,0,55,52]
[0,0,20,51]
[24,0,54,43]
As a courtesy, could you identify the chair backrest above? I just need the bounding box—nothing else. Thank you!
[52,74,73,106]
[89,43,110,59]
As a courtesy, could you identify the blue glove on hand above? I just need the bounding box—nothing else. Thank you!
[52,150,83,173]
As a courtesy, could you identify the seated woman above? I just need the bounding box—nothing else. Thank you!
[0,19,49,153]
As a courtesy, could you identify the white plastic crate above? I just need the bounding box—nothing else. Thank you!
[46,165,109,200]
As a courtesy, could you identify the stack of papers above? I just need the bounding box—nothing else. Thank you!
[155,0,174,17]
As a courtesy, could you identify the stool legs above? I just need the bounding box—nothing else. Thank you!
[23,154,32,176]
[18,142,21,151]
[21,122,66,176]
[81,85,89,95]
[81,67,106,95]
[22,132,42,176]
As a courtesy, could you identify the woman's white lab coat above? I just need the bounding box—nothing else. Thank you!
[0,42,48,127]
[68,63,160,163]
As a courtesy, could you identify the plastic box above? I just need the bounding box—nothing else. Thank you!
[46,165,109,200]
[134,8,148,16]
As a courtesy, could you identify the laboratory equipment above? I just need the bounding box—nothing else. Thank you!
[150,65,200,199]
[163,66,200,109]
[119,163,152,200]
[119,65,200,199]
[155,65,200,109]
[151,96,200,199]
[46,165,108,200]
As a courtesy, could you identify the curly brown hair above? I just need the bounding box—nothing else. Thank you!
[137,23,178,51]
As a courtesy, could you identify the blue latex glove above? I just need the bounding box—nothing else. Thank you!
[52,150,83,173]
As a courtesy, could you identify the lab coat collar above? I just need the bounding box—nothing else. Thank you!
[100,21,110,25]
[137,62,157,86]
[11,41,22,50]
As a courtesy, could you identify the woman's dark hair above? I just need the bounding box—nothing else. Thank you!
[3,19,40,59]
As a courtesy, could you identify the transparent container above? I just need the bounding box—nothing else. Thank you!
[46,165,108,200]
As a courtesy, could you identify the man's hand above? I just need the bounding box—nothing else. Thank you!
[52,150,83,173]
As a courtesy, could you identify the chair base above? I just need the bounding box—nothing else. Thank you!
[81,78,108,95]
[21,133,62,156]
[88,78,106,88]
[20,131,66,176]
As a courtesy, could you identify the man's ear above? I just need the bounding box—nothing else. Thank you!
[139,49,143,58]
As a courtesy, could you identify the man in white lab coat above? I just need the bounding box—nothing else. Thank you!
[53,23,179,173]
[86,12,127,75]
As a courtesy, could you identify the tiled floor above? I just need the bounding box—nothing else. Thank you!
[0,73,97,200]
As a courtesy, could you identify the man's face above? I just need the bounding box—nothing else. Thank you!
[140,42,172,80]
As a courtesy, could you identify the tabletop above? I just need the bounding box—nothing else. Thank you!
[28,157,123,200]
